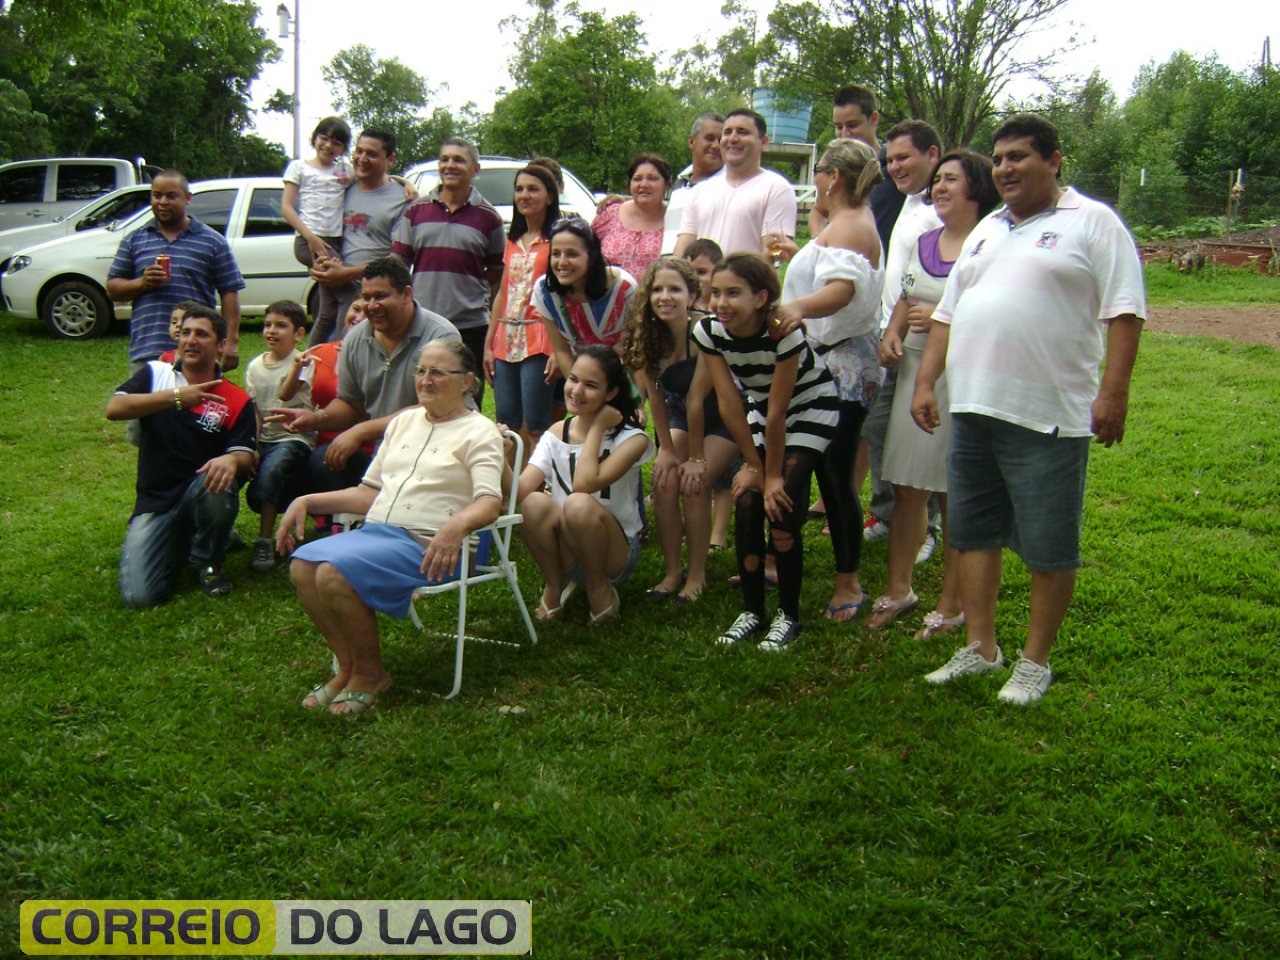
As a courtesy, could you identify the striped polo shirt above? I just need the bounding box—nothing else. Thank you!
[108,217,245,362]
[390,185,505,331]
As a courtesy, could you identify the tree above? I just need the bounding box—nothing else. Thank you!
[666,0,760,116]
[762,0,1079,145]
[0,0,284,176]
[1017,71,1128,204]
[486,3,685,191]
[323,44,457,167]
[0,79,52,160]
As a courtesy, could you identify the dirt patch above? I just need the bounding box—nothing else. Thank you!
[1145,304,1280,349]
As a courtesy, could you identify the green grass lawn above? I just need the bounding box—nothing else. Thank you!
[1,309,1277,957]
[1144,261,1280,306]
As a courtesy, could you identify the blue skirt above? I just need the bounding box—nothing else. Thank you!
[292,522,482,620]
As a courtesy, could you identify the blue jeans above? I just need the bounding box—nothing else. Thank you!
[247,439,310,514]
[493,357,555,433]
[119,476,241,608]
[305,443,373,495]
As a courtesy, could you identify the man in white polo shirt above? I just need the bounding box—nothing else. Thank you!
[861,120,942,556]
[911,113,1144,705]
[674,108,797,258]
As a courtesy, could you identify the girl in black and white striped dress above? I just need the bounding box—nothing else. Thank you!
[689,253,840,650]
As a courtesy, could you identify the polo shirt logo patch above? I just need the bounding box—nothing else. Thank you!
[194,399,230,433]
[1035,231,1060,249]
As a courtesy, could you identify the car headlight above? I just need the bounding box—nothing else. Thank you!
[6,255,31,274]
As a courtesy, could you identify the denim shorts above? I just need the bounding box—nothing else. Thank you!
[947,413,1090,572]
[566,534,641,586]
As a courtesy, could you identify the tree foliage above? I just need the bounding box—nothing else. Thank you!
[0,0,285,176]
[665,0,759,118]
[323,44,461,168]
[486,3,685,191]
[763,0,1077,145]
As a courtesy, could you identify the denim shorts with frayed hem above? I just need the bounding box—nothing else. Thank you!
[946,413,1090,573]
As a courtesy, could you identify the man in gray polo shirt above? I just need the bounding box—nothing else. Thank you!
[309,128,410,343]
[271,257,458,492]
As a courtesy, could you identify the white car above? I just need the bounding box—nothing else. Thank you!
[0,184,153,274]
[404,156,599,228]
[1,177,316,340]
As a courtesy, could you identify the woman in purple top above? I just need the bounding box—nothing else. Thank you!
[872,149,999,636]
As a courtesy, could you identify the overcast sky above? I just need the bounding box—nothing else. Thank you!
[249,0,1277,155]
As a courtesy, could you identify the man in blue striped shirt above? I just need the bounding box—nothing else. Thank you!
[108,170,245,370]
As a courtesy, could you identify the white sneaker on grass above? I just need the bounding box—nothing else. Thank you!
[758,610,801,652]
[863,516,889,542]
[997,656,1052,705]
[716,612,765,647]
[924,641,1005,685]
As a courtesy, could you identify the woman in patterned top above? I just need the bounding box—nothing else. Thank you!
[591,153,671,280]
[531,217,637,379]
[484,164,561,461]
[689,253,840,651]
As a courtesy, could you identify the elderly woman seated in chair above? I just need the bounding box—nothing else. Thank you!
[276,339,504,715]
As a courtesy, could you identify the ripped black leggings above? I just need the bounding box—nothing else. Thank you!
[735,447,821,620]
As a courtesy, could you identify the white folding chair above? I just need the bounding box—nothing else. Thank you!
[407,429,538,699]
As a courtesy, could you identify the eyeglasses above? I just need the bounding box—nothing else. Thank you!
[413,366,465,380]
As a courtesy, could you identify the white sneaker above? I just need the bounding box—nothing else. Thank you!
[923,641,1005,685]
[758,610,801,652]
[716,612,764,647]
[914,531,938,565]
[997,656,1052,705]
[863,517,889,542]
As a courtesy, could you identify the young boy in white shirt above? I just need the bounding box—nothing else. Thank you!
[244,300,315,571]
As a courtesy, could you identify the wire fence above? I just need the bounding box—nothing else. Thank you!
[1071,171,1280,233]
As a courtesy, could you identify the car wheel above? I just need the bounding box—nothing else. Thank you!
[305,282,320,320]
[42,280,112,340]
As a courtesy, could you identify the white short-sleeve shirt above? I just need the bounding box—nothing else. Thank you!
[933,187,1146,436]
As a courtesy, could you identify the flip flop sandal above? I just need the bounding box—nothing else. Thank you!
[588,587,621,626]
[301,682,340,711]
[534,599,563,621]
[824,599,865,622]
[915,610,966,640]
[867,592,920,630]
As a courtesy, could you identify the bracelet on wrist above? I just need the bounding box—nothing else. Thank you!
[744,464,761,474]
[687,457,706,464]
[174,388,182,410]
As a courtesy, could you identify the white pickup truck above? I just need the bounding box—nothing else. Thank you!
[0,157,159,231]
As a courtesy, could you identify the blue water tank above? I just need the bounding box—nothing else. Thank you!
[752,88,813,142]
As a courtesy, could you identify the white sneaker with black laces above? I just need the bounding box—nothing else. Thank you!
[923,641,1005,684]
[716,612,765,647]
[997,655,1052,705]
[758,610,801,652]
